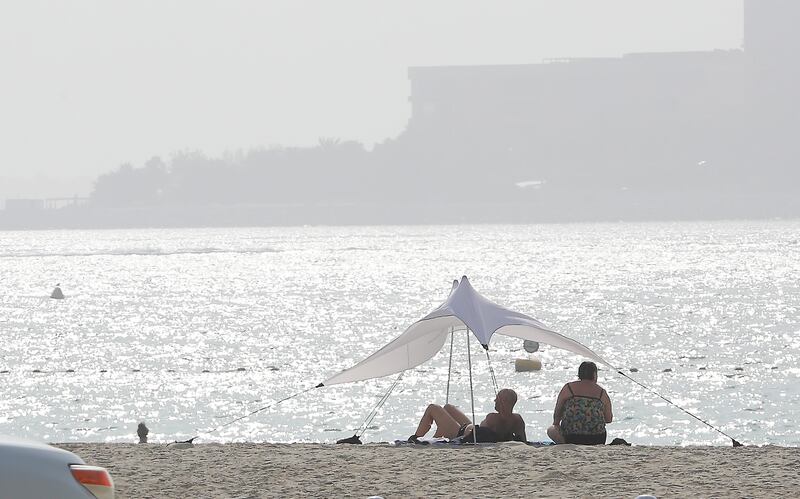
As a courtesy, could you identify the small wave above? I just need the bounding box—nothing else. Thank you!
[0,247,281,258]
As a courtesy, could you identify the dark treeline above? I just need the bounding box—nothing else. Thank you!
[87,135,539,219]
[84,126,800,226]
[91,139,383,207]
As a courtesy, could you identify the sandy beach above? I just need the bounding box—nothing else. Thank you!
[57,442,798,498]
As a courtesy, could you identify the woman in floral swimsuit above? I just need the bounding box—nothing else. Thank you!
[547,361,613,445]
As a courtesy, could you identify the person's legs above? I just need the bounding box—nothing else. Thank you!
[547,424,565,444]
[443,404,472,426]
[413,404,461,439]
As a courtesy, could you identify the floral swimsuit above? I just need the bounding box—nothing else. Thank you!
[559,383,607,445]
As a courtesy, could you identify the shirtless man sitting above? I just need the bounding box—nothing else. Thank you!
[409,388,526,443]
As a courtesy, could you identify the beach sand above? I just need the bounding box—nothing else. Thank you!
[57,442,798,498]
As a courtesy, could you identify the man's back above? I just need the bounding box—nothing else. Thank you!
[482,412,525,442]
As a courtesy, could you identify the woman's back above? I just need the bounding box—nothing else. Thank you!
[560,382,607,436]
[548,361,614,445]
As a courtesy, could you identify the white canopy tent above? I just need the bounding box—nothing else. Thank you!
[319,276,613,388]
[194,276,742,447]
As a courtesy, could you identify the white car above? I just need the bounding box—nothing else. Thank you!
[0,435,114,499]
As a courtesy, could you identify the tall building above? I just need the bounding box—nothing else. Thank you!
[745,0,800,64]
[743,0,800,170]
[392,0,798,219]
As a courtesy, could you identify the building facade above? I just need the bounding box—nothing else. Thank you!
[396,0,797,219]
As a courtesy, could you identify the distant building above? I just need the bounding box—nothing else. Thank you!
[743,0,800,166]
[744,0,800,65]
[2,197,88,212]
[402,0,798,203]
[4,199,45,212]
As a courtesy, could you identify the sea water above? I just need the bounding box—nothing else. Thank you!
[0,221,798,446]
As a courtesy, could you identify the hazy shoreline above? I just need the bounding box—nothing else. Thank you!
[2,195,800,231]
[56,442,799,498]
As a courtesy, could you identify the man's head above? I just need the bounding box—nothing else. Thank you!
[494,388,518,413]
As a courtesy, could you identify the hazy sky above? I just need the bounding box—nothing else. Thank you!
[0,1,742,198]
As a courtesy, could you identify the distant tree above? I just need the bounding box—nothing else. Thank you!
[91,160,167,206]
[89,139,384,208]
[166,151,231,204]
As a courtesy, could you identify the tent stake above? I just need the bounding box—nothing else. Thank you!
[466,329,477,444]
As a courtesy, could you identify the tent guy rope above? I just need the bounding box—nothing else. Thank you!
[180,385,317,444]
[615,369,743,447]
[484,348,499,397]
[354,372,405,440]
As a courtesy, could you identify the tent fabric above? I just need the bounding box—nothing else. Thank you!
[320,276,613,386]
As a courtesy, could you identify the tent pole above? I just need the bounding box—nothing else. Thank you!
[445,328,454,405]
[466,329,477,444]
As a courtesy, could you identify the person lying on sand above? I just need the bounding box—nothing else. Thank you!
[408,388,526,443]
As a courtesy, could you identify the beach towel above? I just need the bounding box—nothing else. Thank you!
[393,438,554,448]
